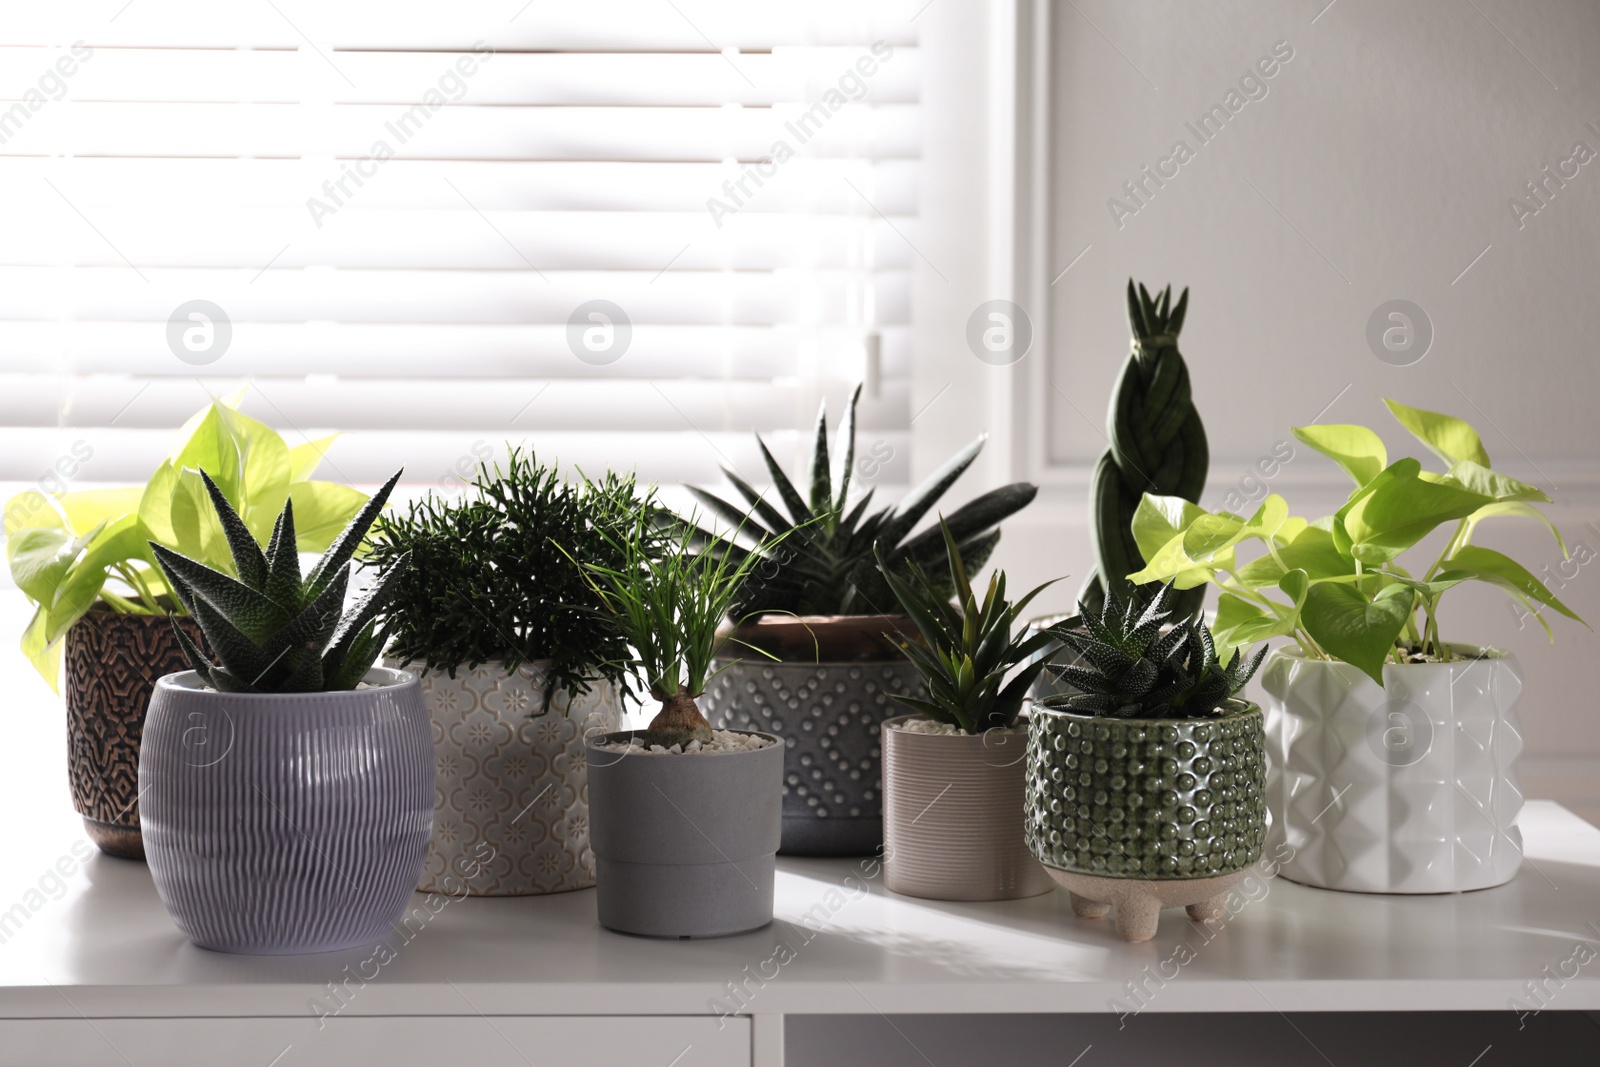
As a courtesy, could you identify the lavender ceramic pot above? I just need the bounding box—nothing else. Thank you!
[139,668,433,954]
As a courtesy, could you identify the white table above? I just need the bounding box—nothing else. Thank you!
[1,800,1598,1066]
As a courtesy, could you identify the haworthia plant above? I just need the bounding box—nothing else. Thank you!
[149,470,409,693]
[691,383,1038,619]
[1083,280,1209,621]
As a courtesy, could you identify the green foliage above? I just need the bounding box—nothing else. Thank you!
[690,383,1037,618]
[1039,583,1265,719]
[369,449,659,703]
[150,471,407,694]
[1128,399,1587,686]
[571,510,788,733]
[877,518,1059,734]
[1084,280,1210,621]
[5,395,366,688]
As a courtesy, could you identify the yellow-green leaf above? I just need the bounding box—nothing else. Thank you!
[1383,398,1491,468]
[1292,424,1387,487]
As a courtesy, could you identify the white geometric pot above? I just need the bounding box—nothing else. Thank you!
[1260,645,1525,894]
[399,660,621,896]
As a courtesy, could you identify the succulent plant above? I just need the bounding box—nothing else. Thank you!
[1083,281,1208,621]
[149,470,408,694]
[1039,583,1264,719]
[877,518,1059,734]
[691,383,1037,619]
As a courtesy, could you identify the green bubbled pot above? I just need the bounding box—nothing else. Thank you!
[1025,700,1267,941]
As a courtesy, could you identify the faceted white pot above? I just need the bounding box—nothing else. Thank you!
[1260,645,1525,894]
[397,660,621,896]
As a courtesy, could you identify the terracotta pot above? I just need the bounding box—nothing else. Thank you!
[64,607,205,860]
[1025,700,1267,940]
[701,615,928,857]
[400,659,621,896]
[881,716,1053,901]
[1260,645,1524,893]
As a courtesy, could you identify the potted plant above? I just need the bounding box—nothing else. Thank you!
[1028,585,1268,941]
[4,397,367,858]
[139,470,427,954]
[574,511,787,938]
[876,520,1058,902]
[1127,399,1585,893]
[691,383,1038,856]
[368,449,662,897]
[1032,280,1211,702]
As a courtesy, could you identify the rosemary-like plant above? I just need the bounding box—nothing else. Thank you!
[369,448,659,703]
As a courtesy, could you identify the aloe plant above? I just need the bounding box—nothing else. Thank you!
[149,471,407,693]
[690,383,1037,619]
[1127,399,1588,685]
[877,518,1059,734]
[1083,281,1208,621]
[1039,583,1265,719]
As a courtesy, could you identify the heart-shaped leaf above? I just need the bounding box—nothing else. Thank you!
[1302,582,1412,686]
[1292,424,1388,487]
[1384,398,1491,467]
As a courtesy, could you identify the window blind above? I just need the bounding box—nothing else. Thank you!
[0,1,919,493]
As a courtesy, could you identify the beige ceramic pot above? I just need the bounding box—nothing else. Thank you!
[881,715,1054,901]
[397,659,621,896]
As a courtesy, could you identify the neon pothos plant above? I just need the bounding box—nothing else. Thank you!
[877,519,1059,734]
[1127,399,1586,685]
[5,395,367,687]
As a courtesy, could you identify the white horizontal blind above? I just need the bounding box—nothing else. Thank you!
[0,1,919,491]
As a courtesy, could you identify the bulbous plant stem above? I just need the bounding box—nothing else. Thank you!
[637,686,714,748]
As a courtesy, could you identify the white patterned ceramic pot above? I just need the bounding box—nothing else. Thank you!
[404,660,621,896]
[1260,645,1525,894]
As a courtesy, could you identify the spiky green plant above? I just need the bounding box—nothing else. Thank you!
[368,448,663,705]
[690,383,1037,619]
[149,471,408,693]
[877,519,1059,734]
[1084,280,1208,621]
[1039,584,1264,719]
[570,511,790,748]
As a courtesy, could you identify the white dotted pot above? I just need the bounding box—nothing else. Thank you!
[394,659,620,896]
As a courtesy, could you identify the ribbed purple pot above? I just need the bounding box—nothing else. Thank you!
[139,668,433,954]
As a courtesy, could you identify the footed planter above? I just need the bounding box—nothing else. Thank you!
[403,660,620,896]
[1260,646,1525,894]
[64,607,205,859]
[587,729,783,938]
[139,668,433,954]
[1026,701,1267,941]
[702,615,926,857]
[881,716,1054,901]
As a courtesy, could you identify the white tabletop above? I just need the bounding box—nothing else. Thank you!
[1,797,1598,1019]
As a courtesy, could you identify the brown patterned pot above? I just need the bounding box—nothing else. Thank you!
[65,606,204,860]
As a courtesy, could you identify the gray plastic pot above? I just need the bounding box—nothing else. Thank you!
[586,729,783,938]
[139,668,433,954]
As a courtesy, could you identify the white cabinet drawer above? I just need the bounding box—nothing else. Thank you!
[0,1015,750,1067]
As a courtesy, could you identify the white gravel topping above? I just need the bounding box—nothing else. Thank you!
[604,730,776,755]
[891,719,1025,737]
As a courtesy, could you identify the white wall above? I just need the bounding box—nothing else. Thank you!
[915,0,1600,806]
